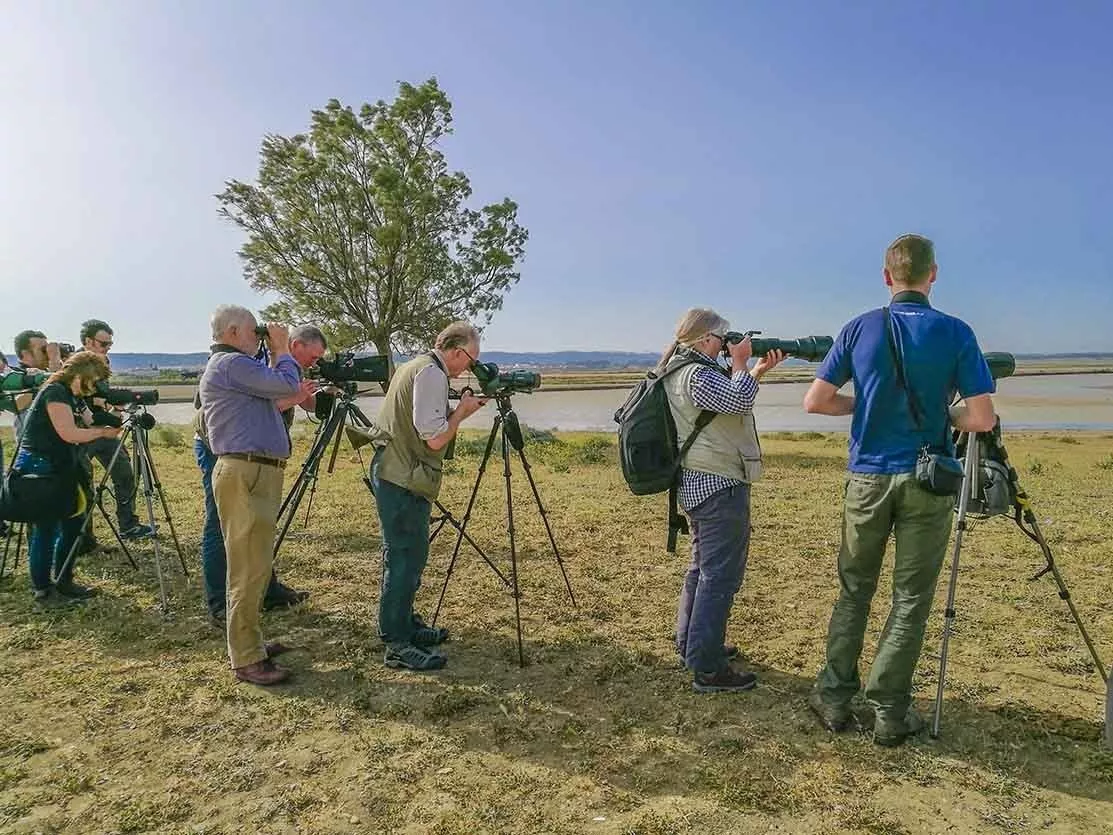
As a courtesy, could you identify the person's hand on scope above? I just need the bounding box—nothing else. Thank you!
[455,390,487,418]
[750,348,787,382]
[265,322,290,355]
[727,335,753,372]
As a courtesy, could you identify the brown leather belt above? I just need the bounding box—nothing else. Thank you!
[220,452,287,470]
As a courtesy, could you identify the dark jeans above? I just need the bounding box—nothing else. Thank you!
[193,438,283,616]
[676,485,752,674]
[84,435,138,530]
[16,451,84,590]
[371,448,432,645]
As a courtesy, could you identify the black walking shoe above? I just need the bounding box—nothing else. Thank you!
[692,668,758,693]
[263,583,309,610]
[412,613,449,647]
[384,643,447,671]
[121,523,156,540]
[55,580,99,600]
[33,586,75,608]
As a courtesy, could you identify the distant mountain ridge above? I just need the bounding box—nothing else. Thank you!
[5,350,1113,373]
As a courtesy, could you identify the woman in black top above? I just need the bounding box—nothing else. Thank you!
[13,352,119,602]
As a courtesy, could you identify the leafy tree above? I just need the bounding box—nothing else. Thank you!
[216,78,527,376]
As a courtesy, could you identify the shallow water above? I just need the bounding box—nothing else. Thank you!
[3,374,1112,433]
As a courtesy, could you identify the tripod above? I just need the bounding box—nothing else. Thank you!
[931,423,1108,738]
[58,405,188,612]
[430,393,577,667]
[274,385,377,556]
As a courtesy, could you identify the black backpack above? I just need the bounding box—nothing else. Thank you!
[614,360,715,551]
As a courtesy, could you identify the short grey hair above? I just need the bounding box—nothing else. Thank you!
[434,321,480,352]
[290,324,327,349]
[210,304,255,341]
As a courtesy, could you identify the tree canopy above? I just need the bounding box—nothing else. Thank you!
[216,78,527,373]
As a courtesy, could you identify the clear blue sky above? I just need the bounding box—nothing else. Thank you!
[2,1,1111,354]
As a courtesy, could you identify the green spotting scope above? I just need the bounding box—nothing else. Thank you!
[722,331,834,363]
[471,361,542,396]
[983,352,1015,380]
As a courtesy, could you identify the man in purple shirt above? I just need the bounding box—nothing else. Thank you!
[199,304,301,686]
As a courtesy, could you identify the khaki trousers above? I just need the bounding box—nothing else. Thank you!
[212,457,285,669]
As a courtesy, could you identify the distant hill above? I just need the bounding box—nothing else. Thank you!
[5,350,1113,373]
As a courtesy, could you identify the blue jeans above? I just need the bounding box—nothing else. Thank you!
[675,485,752,674]
[371,448,432,645]
[16,450,85,590]
[194,438,284,615]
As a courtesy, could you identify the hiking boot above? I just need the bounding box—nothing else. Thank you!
[413,624,450,647]
[234,659,290,686]
[692,667,758,693]
[384,643,447,671]
[54,580,99,600]
[808,689,851,732]
[873,708,926,747]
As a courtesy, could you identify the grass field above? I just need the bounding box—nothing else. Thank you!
[1,428,1112,834]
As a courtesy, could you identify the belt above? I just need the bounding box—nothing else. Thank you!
[220,452,287,470]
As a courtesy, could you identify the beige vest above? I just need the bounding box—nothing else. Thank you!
[663,354,763,483]
[371,354,447,500]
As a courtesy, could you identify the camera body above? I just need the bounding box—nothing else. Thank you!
[58,342,77,359]
[310,352,390,385]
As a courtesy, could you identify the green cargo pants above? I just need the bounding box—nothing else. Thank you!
[816,472,954,721]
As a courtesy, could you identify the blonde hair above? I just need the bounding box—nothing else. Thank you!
[46,352,110,389]
[435,321,480,352]
[656,308,729,370]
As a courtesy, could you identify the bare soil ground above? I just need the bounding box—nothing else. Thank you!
[1,429,1111,834]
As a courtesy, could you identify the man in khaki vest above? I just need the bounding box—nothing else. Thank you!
[369,321,486,670]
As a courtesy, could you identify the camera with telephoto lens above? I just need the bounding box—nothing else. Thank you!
[310,351,390,385]
[470,361,541,397]
[722,331,834,363]
[93,379,159,407]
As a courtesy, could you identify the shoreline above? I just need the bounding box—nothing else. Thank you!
[111,364,1113,404]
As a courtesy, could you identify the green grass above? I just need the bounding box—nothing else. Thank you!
[1,429,1111,833]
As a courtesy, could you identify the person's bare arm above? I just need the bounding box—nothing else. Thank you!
[949,393,996,433]
[47,402,119,444]
[803,379,855,416]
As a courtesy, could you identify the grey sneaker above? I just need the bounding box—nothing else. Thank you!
[808,689,852,732]
[384,643,446,671]
[873,708,926,747]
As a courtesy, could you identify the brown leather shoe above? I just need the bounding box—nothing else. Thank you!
[233,659,290,686]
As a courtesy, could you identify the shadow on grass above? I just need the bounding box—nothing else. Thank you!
[2,536,1110,814]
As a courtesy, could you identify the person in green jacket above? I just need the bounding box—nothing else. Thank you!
[369,321,487,671]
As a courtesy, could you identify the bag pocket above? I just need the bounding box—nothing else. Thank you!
[915,449,964,496]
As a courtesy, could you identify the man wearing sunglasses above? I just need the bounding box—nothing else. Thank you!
[367,321,487,671]
[78,318,155,541]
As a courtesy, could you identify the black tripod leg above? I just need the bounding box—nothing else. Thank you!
[502,427,525,667]
[274,403,344,556]
[513,446,577,608]
[430,499,507,585]
[1022,505,1108,681]
[431,416,504,627]
[141,431,188,577]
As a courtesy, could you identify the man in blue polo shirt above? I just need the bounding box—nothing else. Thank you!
[803,233,997,746]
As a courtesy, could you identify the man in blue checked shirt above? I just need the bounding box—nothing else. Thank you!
[660,308,786,693]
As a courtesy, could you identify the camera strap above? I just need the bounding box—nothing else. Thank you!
[883,307,947,452]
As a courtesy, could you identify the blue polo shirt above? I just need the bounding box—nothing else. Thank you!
[817,291,995,474]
